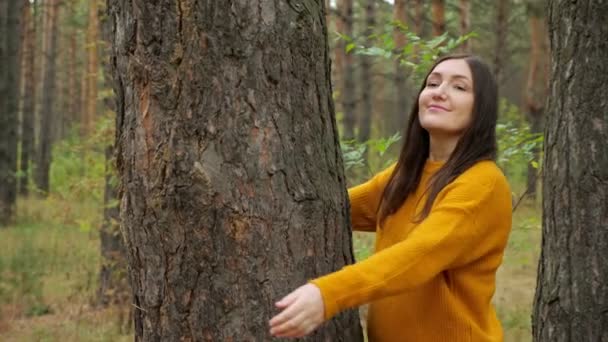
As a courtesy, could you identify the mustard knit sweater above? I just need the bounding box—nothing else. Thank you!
[311,160,512,342]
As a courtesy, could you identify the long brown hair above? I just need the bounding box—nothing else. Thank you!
[378,54,498,224]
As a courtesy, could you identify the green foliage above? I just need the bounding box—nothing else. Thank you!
[341,133,401,185]
[496,99,544,184]
[345,21,475,83]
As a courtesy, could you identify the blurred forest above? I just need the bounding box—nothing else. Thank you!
[1,0,548,340]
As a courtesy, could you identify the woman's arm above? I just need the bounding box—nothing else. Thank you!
[313,174,512,320]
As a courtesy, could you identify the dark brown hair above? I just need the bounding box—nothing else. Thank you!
[378,54,498,224]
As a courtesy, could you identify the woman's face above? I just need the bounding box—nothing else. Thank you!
[418,59,475,137]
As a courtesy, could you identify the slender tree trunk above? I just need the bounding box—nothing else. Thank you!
[84,0,99,136]
[493,0,509,86]
[459,0,471,52]
[35,0,59,194]
[359,0,375,151]
[431,0,445,36]
[0,0,23,224]
[108,1,363,340]
[19,0,36,196]
[339,0,356,140]
[523,1,548,200]
[392,0,408,135]
[533,1,608,341]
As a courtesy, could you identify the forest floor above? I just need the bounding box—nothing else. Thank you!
[0,198,540,341]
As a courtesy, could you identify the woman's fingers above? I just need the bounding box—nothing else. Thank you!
[275,288,299,309]
[270,312,309,337]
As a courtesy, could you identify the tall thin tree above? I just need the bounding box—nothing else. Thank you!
[19,0,36,196]
[0,0,23,224]
[431,0,445,36]
[35,0,59,194]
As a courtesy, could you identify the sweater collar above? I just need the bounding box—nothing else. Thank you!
[423,159,445,173]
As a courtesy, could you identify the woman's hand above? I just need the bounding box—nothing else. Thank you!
[269,283,325,338]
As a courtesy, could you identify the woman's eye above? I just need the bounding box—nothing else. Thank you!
[427,82,439,87]
[454,84,467,91]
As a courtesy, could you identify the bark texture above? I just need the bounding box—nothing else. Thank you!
[532,1,608,341]
[459,0,470,52]
[493,0,509,86]
[108,1,363,340]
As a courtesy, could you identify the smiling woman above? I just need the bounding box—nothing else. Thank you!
[270,54,513,341]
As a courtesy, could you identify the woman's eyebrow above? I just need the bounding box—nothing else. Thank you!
[428,72,471,81]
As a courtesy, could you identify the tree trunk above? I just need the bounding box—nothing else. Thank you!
[459,0,471,52]
[84,0,99,136]
[98,144,131,331]
[20,0,36,196]
[359,0,375,152]
[533,1,608,341]
[493,0,509,87]
[392,0,408,136]
[339,0,356,140]
[35,0,59,194]
[107,1,363,341]
[523,1,548,200]
[431,0,445,37]
[0,0,23,224]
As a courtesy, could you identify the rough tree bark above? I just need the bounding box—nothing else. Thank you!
[35,0,59,194]
[0,0,23,224]
[108,1,363,340]
[532,0,608,341]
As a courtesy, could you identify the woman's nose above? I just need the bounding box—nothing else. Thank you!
[430,85,447,99]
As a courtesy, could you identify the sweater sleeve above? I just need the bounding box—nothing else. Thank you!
[348,164,395,232]
[311,176,510,320]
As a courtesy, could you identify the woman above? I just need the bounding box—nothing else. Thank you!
[269,54,512,341]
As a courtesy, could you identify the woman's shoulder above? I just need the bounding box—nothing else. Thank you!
[457,160,510,192]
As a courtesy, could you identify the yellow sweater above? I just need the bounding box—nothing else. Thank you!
[311,160,512,342]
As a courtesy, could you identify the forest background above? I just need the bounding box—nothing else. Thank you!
[1,0,548,341]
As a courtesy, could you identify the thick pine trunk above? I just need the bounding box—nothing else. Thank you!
[532,1,608,340]
[108,1,363,340]
[0,0,23,224]
[19,0,36,196]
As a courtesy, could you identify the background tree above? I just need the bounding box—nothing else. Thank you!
[108,1,363,340]
[19,0,36,196]
[0,0,23,224]
[532,0,608,340]
[35,0,59,194]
